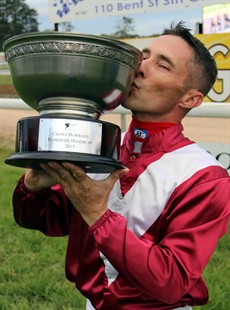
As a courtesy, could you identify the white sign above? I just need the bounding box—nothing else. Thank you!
[198,142,230,174]
[48,0,230,23]
[38,118,102,155]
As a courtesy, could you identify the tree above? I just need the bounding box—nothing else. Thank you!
[112,16,140,39]
[59,22,75,32]
[0,0,39,51]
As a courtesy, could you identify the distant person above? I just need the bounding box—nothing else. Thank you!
[12,21,230,310]
[210,17,217,33]
[224,13,230,29]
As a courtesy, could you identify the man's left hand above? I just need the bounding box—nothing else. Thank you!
[40,162,128,226]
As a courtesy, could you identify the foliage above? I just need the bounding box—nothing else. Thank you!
[112,16,140,38]
[0,0,39,51]
[59,22,75,32]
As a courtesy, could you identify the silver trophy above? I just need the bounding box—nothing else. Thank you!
[3,32,142,173]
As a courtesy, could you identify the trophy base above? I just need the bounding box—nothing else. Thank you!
[6,115,124,173]
[5,152,126,173]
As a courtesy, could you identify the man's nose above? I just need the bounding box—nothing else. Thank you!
[136,61,144,78]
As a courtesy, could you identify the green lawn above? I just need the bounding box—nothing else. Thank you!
[0,74,12,85]
[0,63,9,70]
[0,146,229,309]
[0,147,86,310]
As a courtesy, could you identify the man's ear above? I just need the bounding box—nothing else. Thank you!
[179,90,204,109]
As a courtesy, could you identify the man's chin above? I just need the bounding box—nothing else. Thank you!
[121,101,129,109]
[122,94,134,109]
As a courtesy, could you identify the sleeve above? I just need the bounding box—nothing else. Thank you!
[89,173,230,304]
[13,175,71,236]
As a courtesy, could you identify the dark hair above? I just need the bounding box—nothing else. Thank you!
[161,21,217,96]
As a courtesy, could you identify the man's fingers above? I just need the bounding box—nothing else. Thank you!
[107,168,129,185]
[41,162,128,190]
[40,162,69,182]
[62,162,86,182]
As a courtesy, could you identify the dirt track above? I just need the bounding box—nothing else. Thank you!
[0,109,229,149]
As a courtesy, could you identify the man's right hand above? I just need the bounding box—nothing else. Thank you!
[24,168,57,191]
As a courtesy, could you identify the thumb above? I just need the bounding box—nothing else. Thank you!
[107,167,129,185]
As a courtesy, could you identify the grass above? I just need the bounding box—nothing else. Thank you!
[0,63,9,70]
[0,145,229,309]
[0,63,13,91]
[0,74,12,84]
[0,146,86,309]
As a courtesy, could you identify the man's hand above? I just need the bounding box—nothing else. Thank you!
[24,168,57,191]
[40,162,129,226]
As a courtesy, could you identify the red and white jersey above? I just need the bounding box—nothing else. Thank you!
[13,123,230,310]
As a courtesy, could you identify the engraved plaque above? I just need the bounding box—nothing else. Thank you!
[38,119,102,155]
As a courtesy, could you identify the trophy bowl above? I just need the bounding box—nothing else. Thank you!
[3,32,142,173]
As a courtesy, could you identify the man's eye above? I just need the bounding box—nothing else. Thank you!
[159,64,169,70]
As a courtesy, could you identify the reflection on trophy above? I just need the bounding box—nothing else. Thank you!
[3,32,142,173]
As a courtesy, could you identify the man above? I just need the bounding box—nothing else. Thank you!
[13,22,229,309]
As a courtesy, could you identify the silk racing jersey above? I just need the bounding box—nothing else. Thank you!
[13,123,230,310]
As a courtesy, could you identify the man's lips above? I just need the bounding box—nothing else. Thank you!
[132,81,138,89]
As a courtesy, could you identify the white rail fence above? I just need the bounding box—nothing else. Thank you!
[1,98,229,173]
[1,98,229,116]
[0,98,229,130]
